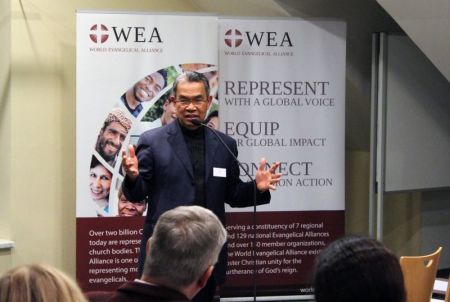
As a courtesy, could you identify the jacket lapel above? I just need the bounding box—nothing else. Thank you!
[205,127,220,181]
[167,121,194,180]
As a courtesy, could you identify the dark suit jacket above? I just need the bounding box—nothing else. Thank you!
[106,281,189,302]
[123,120,270,284]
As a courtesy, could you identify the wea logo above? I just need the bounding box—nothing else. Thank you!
[89,24,162,44]
[224,29,243,48]
[89,24,109,43]
[224,29,293,48]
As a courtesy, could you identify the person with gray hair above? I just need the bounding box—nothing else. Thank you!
[106,205,227,302]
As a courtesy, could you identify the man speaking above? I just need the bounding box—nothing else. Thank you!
[122,71,281,302]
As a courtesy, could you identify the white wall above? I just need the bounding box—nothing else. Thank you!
[0,0,12,273]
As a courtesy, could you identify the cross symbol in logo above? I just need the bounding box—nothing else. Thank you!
[89,24,109,44]
[224,29,243,48]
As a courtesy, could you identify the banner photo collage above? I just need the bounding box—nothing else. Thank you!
[76,12,345,299]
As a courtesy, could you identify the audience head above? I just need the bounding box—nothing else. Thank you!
[313,235,406,302]
[0,263,88,302]
[142,205,227,298]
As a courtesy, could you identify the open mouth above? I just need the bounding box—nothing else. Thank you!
[104,142,118,153]
[91,188,103,195]
[137,87,149,98]
[90,191,104,200]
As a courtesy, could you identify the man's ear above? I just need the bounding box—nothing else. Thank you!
[198,265,214,288]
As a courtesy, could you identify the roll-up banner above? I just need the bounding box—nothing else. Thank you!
[76,11,218,292]
[77,12,346,299]
[218,18,346,299]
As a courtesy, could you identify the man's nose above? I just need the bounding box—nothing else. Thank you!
[185,102,197,111]
[125,202,136,209]
[111,134,121,145]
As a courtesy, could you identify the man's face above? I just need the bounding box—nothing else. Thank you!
[171,79,212,130]
[161,100,177,126]
[89,165,112,200]
[133,72,165,103]
[118,194,146,217]
[97,122,128,161]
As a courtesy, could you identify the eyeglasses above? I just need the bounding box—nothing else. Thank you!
[176,97,208,106]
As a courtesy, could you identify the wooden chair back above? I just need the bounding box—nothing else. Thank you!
[400,246,442,302]
[445,274,450,302]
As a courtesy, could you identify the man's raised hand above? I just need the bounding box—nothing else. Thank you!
[121,145,139,182]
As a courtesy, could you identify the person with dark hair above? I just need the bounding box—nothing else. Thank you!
[121,70,167,118]
[121,71,282,302]
[89,156,112,216]
[95,108,132,167]
[313,235,406,302]
[117,187,146,217]
[106,206,227,302]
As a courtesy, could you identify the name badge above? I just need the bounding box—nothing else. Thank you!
[213,167,227,178]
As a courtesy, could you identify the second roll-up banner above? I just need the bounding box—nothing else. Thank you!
[76,12,346,300]
[219,18,346,298]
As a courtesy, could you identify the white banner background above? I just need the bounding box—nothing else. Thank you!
[219,18,346,298]
[220,18,346,212]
